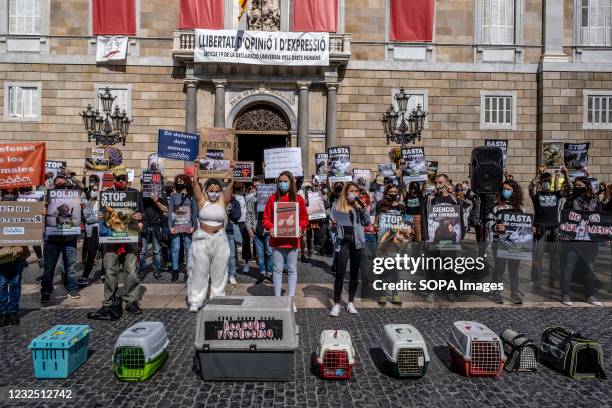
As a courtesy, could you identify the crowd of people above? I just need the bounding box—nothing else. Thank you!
[0,158,610,326]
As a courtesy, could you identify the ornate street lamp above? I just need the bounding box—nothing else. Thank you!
[80,87,132,146]
[380,87,428,146]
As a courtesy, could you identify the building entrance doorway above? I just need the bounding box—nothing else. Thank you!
[234,104,291,177]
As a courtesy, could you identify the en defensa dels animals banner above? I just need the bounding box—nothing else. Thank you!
[98,191,140,243]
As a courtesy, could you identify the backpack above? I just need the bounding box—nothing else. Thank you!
[539,326,606,379]
[0,246,27,264]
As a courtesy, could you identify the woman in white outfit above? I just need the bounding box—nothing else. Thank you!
[187,159,234,312]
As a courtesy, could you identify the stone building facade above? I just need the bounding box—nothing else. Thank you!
[0,0,611,187]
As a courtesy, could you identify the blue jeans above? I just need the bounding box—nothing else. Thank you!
[0,259,26,313]
[560,242,599,298]
[272,247,298,297]
[139,225,162,272]
[42,239,78,295]
[254,234,273,275]
[171,233,192,271]
[227,233,237,278]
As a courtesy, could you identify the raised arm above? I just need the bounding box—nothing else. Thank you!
[193,158,205,206]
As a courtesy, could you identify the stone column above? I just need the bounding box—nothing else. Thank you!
[185,80,198,133]
[325,83,338,150]
[297,81,311,179]
[213,79,227,128]
[542,0,568,61]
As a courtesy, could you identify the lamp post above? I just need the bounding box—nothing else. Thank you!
[80,87,132,146]
[380,87,428,147]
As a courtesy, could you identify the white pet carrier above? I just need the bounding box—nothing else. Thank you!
[194,296,299,381]
[500,329,538,372]
[447,321,506,377]
[316,330,355,380]
[113,321,169,382]
[381,324,429,378]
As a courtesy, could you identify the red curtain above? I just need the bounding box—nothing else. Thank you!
[293,0,338,32]
[92,0,136,36]
[180,0,224,29]
[390,0,434,41]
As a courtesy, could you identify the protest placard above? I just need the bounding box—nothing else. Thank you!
[306,191,326,220]
[158,129,200,162]
[315,153,328,181]
[0,201,44,246]
[234,161,254,182]
[427,204,462,250]
[564,143,589,178]
[328,146,351,183]
[401,147,427,183]
[0,143,46,189]
[256,184,277,212]
[85,147,110,171]
[543,142,563,169]
[559,210,612,242]
[142,170,163,198]
[274,202,300,238]
[352,168,371,189]
[264,147,303,179]
[45,189,81,236]
[496,212,533,260]
[484,139,508,167]
[98,190,140,243]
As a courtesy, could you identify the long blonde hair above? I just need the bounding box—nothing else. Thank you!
[335,182,359,213]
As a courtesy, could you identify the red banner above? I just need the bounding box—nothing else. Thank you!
[93,0,136,36]
[293,0,337,32]
[180,0,224,29]
[390,0,434,41]
[0,143,46,189]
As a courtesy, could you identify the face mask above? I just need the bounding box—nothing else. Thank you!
[55,183,66,189]
[435,185,446,194]
[176,183,185,190]
[347,192,358,202]
[502,189,513,200]
[322,188,328,194]
[278,181,290,193]
[387,193,398,201]
[90,191,99,199]
[573,186,586,197]
[114,181,127,190]
[541,181,551,191]
[207,191,221,202]
[89,180,97,186]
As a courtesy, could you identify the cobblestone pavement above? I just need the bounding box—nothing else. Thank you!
[0,307,609,408]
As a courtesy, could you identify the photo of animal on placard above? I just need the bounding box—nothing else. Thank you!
[98,191,140,243]
[45,189,82,236]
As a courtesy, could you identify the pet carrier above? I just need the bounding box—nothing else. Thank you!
[500,329,538,372]
[315,330,355,380]
[381,324,429,378]
[447,321,505,377]
[113,322,169,382]
[28,325,91,379]
[539,326,606,379]
[194,296,299,381]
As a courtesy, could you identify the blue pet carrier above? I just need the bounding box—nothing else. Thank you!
[28,325,91,379]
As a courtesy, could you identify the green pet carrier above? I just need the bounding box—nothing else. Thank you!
[539,326,606,379]
[113,322,169,382]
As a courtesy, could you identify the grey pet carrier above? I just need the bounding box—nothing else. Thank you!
[194,296,299,381]
[500,329,538,372]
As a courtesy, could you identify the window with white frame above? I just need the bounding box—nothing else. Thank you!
[391,89,429,127]
[4,83,42,121]
[583,90,612,128]
[481,0,515,44]
[95,85,131,116]
[580,0,612,46]
[480,91,517,130]
[9,0,42,35]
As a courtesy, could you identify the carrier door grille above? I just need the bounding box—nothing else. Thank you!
[115,346,145,370]
[322,350,349,376]
[471,341,500,374]
[397,347,424,376]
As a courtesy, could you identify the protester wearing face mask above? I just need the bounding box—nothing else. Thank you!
[40,175,81,304]
[187,159,234,312]
[0,188,31,326]
[528,166,571,291]
[225,192,242,286]
[138,172,168,280]
[328,182,371,316]
[246,183,274,283]
[262,171,308,309]
[421,174,464,303]
[487,180,530,304]
[88,166,144,319]
[168,174,197,282]
[557,176,603,307]
[235,188,252,275]
[81,184,102,283]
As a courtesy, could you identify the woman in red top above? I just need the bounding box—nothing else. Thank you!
[262,171,309,302]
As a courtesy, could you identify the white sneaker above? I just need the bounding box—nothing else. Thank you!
[587,296,603,306]
[189,305,199,313]
[229,276,237,285]
[293,303,297,313]
[346,302,358,314]
[561,296,573,306]
[242,264,250,274]
[329,303,341,317]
